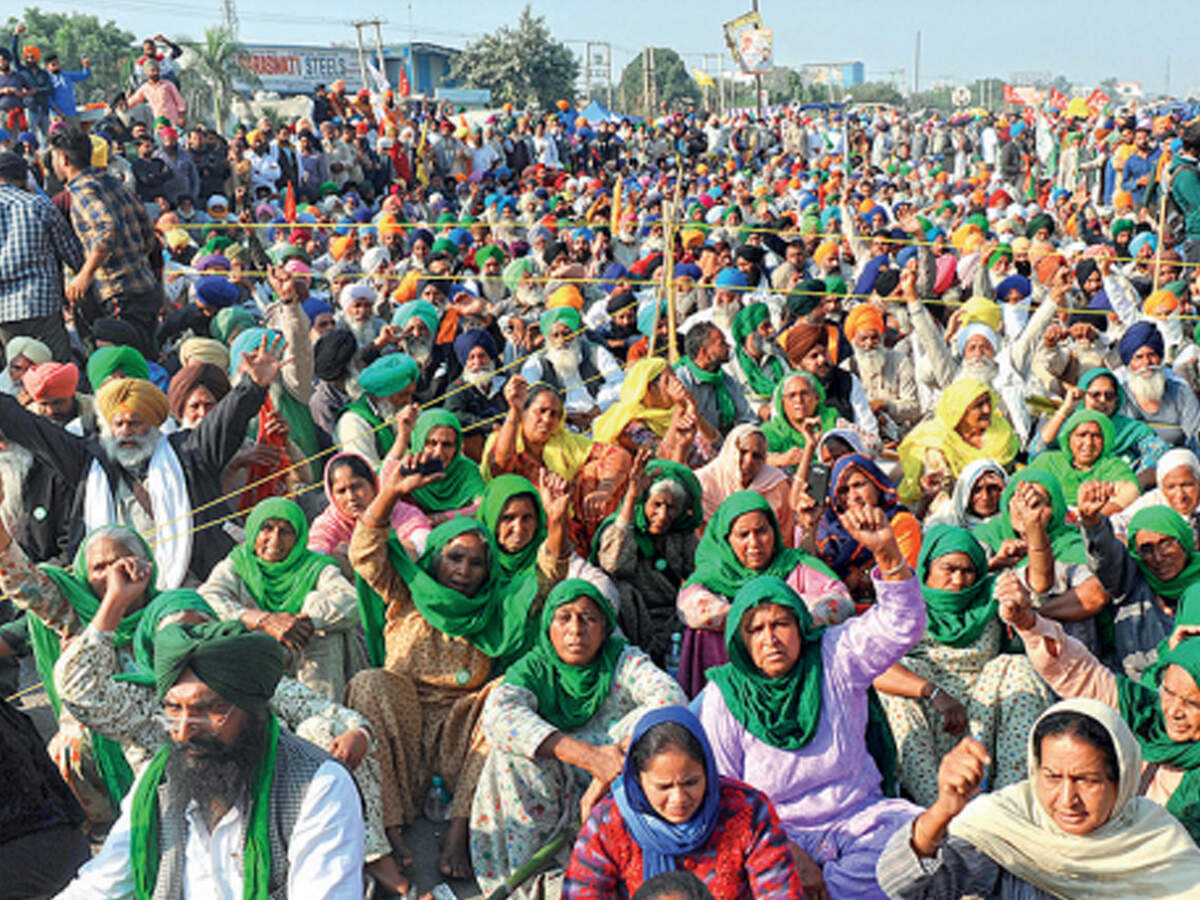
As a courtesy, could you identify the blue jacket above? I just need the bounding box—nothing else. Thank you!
[48,68,90,118]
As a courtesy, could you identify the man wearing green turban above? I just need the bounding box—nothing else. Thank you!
[86,345,149,390]
[62,620,367,898]
[336,352,420,467]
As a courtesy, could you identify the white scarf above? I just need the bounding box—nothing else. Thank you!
[84,436,193,591]
[950,698,1200,899]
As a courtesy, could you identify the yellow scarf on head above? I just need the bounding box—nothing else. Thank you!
[591,357,676,447]
[482,419,595,482]
[897,377,1018,505]
[949,699,1200,900]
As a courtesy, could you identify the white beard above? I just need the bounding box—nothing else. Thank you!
[373,395,400,420]
[463,362,495,391]
[854,345,888,383]
[346,317,380,348]
[675,288,704,318]
[100,427,161,471]
[546,343,583,384]
[0,444,34,533]
[514,284,542,309]
[713,303,738,334]
[1128,366,1167,407]
[962,355,998,383]
[403,333,434,365]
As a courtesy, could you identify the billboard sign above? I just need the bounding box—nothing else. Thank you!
[236,45,366,94]
[723,11,773,74]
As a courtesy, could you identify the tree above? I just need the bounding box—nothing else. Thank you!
[5,7,136,105]
[448,6,578,110]
[764,67,804,105]
[618,48,702,117]
[177,26,259,132]
[845,81,904,106]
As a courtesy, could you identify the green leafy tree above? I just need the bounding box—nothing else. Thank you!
[5,7,136,105]
[448,6,579,109]
[177,26,259,131]
[846,81,904,106]
[618,48,702,117]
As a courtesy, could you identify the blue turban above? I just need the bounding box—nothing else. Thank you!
[409,228,434,250]
[453,329,499,366]
[301,297,333,321]
[358,353,420,396]
[995,275,1032,301]
[674,262,703,280]
[599,262,629,294]
[227,327,285,376]
[1119,321,1164,366]
[638,300,666,337]
[854,253,890,297]
[194,276,238,310]
[896,246,918,269]
[1129,232,1158,257]
[714,267,748,289]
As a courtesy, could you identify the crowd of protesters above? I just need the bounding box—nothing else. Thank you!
[8,22,1200,899]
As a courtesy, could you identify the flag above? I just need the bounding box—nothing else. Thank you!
[1049,88,1068,111]
[284,181,296,223]
[693,68,715,89]
[398,63,411,98]
[1087,89,1110,113]
[611,176,622,233]
[1003,83,1023,105]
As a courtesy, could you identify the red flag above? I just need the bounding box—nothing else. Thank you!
[397,63,411,98]
[1049,88,1068,111]
[1002,83,1023,105]
[1086,89,1110,112]
[284,181,297,223]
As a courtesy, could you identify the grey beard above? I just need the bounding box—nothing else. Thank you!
[463,363,495,390]
[713,303,737,334]
[373,395,400,420]
[165,713,265,830]
[100,428,160,471]
[480,277,509,302]
[854,345,888,382]
[1128,366,1167,407]
[0,444,34,534]
[675,288,704,318]
[545,343,583,383]
[962,355,998,384]
[346,317,380,347]
[403,333,434,365]
[514,284,542,309]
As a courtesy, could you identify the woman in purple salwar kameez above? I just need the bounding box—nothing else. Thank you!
[697,506,926,900]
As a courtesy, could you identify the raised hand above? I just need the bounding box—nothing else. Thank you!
[103,556,153,609]
[504,374,528,413]
[840,505,904,573]
[933,737,991,819]
[1076,481,1115,526]
[239,333,293,388]
[537,469,571,522]
[995,570,1035,630]
[627,445,655,499]
[988,538,1028,570]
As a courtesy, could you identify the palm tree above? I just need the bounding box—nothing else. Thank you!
[179,26,259,131]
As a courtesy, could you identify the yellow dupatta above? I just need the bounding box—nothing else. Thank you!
[591,357,676,446]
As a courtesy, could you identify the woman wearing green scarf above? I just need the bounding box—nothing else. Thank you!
[200,497,364,701]
[695,515,929,899]
[1076,480,1200,681]
[1027,408,1141,509]
[343,453,545,880]
[468,579,685,894]
[973,469,1111,655]
[876,525,1054,806]
[1035,368,1170,483]
[1001,570,1200,845]
[592,451,703,666]
[20,525,159,823]
[676,490,853,697]
[395,408,485,523]
[762,370,839,470]
[729,302,785,407]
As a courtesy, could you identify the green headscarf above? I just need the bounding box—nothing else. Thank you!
[476,474,546,579]
[390,517,538,668]
[708,575,826,749]
[974,469,1087,566]
[1118,597,1200,843]
[503,579,627,733]
[229,498,335,613]
[1127,506,1200,602]
[731,303,784,397]
[1026,408,1139,505]
[677,355,737,430]
[408,410,486,512]
[592,459,705,565]
[26,526,158,809]
[1076,368,1160,460]
[918,525,998,648]
[132,621,286,900]
[113,590,216,687]
[87,345,149,388]
[761,371,838,454]
[211,307,257,345]
[684,491,839,599]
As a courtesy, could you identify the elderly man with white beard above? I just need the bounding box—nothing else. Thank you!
[520,306,622,429]
[335,352,420,468]
[1117,321,1200,448]
[337,281,385,348]
[840,303,919,443]
[680,267,750,340]
[385,299,457,405]
[0,338,287,590]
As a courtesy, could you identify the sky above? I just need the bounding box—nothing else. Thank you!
[27,0,1200,96]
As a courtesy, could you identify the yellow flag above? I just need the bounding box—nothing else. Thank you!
[693,68,715,89]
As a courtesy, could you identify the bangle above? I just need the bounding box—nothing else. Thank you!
[881,559,910,579]
[926,685,943,703]
[251,611,269,630]
[1028,544,1051,552]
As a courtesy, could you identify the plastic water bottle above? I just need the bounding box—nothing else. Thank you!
[424,775,451,822]
[665,632,683,681]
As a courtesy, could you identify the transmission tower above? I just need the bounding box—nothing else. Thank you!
[222,0,239,40]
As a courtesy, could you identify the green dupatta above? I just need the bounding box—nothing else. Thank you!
[917,524,998,648]
[1127,506,1200,603]
[476,474,546,579]
[408,409,486,512]
[1026,408,1139,505]
[229,498,335,613]
[974,468,1088,566]
[760,370,838,454]
[591,459,704,564]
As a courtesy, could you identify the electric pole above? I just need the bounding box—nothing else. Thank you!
[350,18,387,89]
[585,42,612,108]
[642,46,657,117]
[222,0,239,40]
[914,30,921,95]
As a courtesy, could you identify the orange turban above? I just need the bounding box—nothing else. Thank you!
[1035,253,1065,285]
[23,362,78,401]
[1113,190,1134,213]
[844,304,886,343]
[330,235,356,260]
[546,284,583,311]
[813,241,838,267]
[95,377,170,427]
[391,269,421,306]
[1145,289,1180,317]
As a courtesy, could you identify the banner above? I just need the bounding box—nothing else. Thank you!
[1049,88,1068,111]
[1087,88,1110,112]
[722,10,772,74]
[236,44,364,93]
[1002,83,1023,104]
